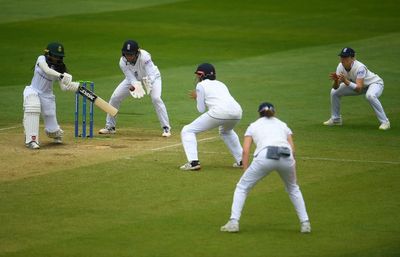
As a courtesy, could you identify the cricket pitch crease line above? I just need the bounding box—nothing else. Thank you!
[150,136,218,151]
[151,139,400,165]
[200,151,400,165]
[0,125,22,131]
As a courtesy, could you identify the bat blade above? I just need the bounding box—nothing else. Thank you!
[94,97,118,117]
[78,86,118,117]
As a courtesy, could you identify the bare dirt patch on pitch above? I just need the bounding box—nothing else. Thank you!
[0,125,180,182]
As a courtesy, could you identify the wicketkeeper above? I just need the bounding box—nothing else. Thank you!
[98,39,171,137]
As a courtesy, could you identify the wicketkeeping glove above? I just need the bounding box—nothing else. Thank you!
[142,76,152,94]
[129,81,145,99]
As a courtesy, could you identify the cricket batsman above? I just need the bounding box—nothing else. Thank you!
[23,42,80,149]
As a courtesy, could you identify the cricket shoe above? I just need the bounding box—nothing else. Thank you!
[162,126,171,137]
[180,160,201,171]
[323,118,342,126]
[379,122,390,130]
[220,219,239,233]
[26,141,40,149]
[99,126,116,134]
[300,220,311,233]
[232,160,243,168]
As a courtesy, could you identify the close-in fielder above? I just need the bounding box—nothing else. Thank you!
[23,42,80,149]
[180,63,243,171]
[99,40,171,137]
[220,102,311,233]
[323,47,390,130]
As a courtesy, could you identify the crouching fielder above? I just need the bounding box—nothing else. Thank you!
[220,102,311,233]
[23,42,79,149]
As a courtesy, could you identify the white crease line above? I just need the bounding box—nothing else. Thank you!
[191,151,400,165]
[150,136,217,151]
[0,125,22,131]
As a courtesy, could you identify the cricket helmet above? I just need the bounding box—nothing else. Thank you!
[122,40,139,56]
[338,47,355,57]
[195,63,216,81]
[45,42,65,57]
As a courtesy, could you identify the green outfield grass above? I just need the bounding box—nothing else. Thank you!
[0,0,399,257]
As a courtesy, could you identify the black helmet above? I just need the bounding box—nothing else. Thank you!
[258,102,275,117]
[45,42,65,57]
[195,63,216,80]
[122,40,139,56]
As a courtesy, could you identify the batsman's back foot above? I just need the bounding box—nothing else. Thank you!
[99,127,116,134]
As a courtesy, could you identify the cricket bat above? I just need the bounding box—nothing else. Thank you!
[77,86,118,117]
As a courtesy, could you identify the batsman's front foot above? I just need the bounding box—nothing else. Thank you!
[220,219,239,233]
[180,160,201,171]
[379,121,390,130]
[300,220,311,233]
[99,126,116,134]
[26,141,40,149]
[162,126,171,137]
[323,118,342,126]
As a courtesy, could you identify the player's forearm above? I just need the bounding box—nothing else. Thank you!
[38,61,62,79]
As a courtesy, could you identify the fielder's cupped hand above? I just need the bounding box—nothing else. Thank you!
[329,72,339,81]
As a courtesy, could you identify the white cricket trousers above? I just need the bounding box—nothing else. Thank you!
[330,82,389,123]
[105,77,170,128]
[230,148,309,223]
[181,112,243,163]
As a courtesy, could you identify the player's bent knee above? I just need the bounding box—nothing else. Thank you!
[365,93,377,101]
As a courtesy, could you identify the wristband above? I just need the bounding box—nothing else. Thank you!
[348,82,357,90]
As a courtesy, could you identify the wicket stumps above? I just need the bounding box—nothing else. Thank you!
[75,81,94,138]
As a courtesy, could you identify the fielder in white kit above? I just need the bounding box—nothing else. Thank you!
[180,63,243,171]
[23,42,80,149]
[221,102,311,233]
[323,47,390,130]
[99,40,171,137]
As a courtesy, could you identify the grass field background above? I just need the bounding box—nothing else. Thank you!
[0,0,399,256]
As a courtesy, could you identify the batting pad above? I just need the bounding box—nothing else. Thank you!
[23,94,41,144]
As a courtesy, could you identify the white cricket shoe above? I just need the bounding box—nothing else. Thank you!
[180,161,201,171]
[26,141,40,149]
[323,118,342,126]
[162,126,171,137]
[99,126,116,134]
[232,161,243,168]
[220,220,239,233]
[379,122,390,130]
[300,221,311,233]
